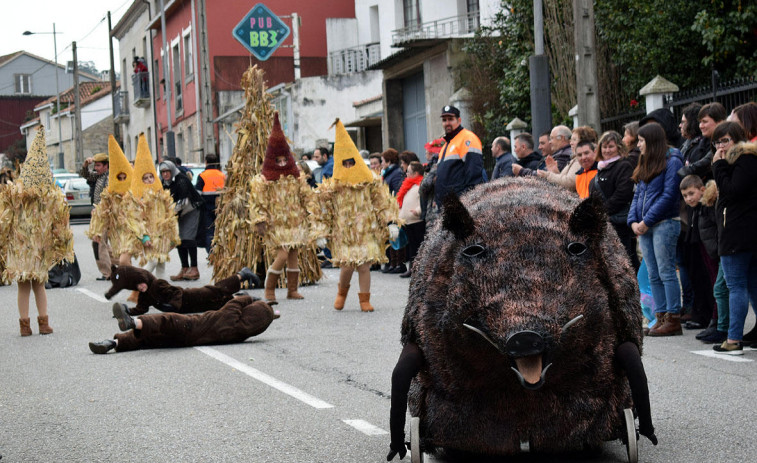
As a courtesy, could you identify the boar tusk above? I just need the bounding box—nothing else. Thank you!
[463,323,502,352]
[561,314,584,333]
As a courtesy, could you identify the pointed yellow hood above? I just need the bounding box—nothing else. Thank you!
[332,118,373,184]
[19,126,54,191]
[131,133,161,197]
[107,135,133,194]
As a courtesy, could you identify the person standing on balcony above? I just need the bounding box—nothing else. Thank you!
[132,57,148,97]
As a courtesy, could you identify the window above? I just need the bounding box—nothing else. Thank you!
[403,0,421,29]
[15,74,31,94]
[183,30,193,80]
[172,42,182,112]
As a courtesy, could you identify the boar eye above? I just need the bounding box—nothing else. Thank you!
[566,242,587,256]
[115,274,120,280]
[462,243,486,258]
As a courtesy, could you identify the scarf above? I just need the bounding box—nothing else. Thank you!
[598,156,620,170]
[397,175,423,207]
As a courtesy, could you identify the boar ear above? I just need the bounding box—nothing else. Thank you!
[569,193,607,240]
[442,192,475,240]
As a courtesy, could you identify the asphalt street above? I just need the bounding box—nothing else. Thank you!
[1,222,755,462]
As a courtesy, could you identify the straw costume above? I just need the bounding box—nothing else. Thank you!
[250,112,315,303]
[0,126,73,335]
[125,134,179,265]
[308,119,400,312]
[87,136,136,260]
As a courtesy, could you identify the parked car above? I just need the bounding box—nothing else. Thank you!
[53,172,79,189]
[61,178,92,216]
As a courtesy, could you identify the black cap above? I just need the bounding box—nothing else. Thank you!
[441,105,460,118]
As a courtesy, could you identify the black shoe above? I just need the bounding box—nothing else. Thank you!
[695,320,717,340]
[112,303,136,331]
[743,325,757,344]
[89,339,116,354]
[381,265,396,274]
[399,269,412,278]
[684,321,706,330]
[390,264,407,274]
[238,267,262,289]
[700,330,728,344]
[713,341,744,355]
[320,261,333,269]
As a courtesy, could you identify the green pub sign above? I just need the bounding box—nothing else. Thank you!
[233,3,290,61]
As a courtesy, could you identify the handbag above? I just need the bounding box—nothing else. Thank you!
[175,197,196,216]
[390,227,408,250]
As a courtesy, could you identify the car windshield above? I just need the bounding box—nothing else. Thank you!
[67,178,89,190]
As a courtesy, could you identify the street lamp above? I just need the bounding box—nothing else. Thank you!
[23,24,64,168]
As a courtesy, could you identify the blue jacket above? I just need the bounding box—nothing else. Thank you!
[321,157,334,180]
[382,164,405,195]
[627,148,684,228]
[491,153,514,180]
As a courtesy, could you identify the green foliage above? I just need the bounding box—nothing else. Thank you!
[457,0,533,141]
[692,1,757,78]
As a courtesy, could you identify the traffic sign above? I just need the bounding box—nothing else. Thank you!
[232,3,291,61]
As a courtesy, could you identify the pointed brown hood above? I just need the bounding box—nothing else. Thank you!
[261,112,299,181]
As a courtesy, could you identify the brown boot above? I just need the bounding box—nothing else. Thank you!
[37,315,53,335]
[19,318,32,336]
[358,292,374,312]
[648,313,682,337]
[286,269,304,299]
[170,267,189,281]
[264,269,282,305]
[127,290,139,303]
[334,284,350,310]
[184,267,200,281]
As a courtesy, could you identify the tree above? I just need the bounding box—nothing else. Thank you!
[77,60,100,77]
[692,0,757,78]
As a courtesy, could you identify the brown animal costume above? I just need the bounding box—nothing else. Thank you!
[87,136,136,258]
[250,112,314,303]
[104,264,256,315]
[0,127,74,334]
[388,178,656,460]
[308,119,400,311]
[89,295,277,353]
[124,133,179,265]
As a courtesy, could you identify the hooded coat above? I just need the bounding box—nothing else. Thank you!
[712,142,757,255]
[627,148,684,228]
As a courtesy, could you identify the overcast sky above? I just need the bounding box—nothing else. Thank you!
[0,0,130,74]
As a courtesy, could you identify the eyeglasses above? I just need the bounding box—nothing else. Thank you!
[713,137,733,147]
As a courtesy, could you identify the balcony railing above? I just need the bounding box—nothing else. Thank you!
[391,11,481,47]
[131,72,150,108]
[113,91,129,123]
[328,42,381,75]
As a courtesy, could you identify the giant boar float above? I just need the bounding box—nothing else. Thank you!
[388,178,657,462]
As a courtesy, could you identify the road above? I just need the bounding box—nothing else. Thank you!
[1,222,755,462]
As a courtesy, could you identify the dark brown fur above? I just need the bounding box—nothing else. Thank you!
[402,177,643,455]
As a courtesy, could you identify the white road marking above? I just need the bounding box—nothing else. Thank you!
[691,350,753,362]
[342,419,388,436]
[76,288,109,303]
[195,346,334,409]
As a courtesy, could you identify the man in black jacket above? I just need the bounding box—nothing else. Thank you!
[512,132,545,176]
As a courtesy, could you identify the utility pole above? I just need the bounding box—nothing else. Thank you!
[159,0,175,157]
[108,11,120,143]
[291,13,301,80]
[72,42,84,168]
[573,0,600,131]
[529,0,551,140]
[196,0,216,157]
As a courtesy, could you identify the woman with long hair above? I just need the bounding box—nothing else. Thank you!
[628,123,684,336]
[731,102,757,142]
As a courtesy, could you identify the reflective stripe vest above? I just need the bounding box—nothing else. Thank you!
[199,168,225,192]
[434,128,484,205]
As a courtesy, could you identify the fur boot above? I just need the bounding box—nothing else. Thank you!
[358,292,374,312]
[170,267,188,281]
[19,318,32,336]
[37,315,53,335]
[265,268,282,304]
[334,284,350,310]
[286,269,304,299]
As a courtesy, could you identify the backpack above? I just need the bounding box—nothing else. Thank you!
[46,254,82,289]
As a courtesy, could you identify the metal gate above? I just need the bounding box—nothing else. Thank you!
[402,72,427,156]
